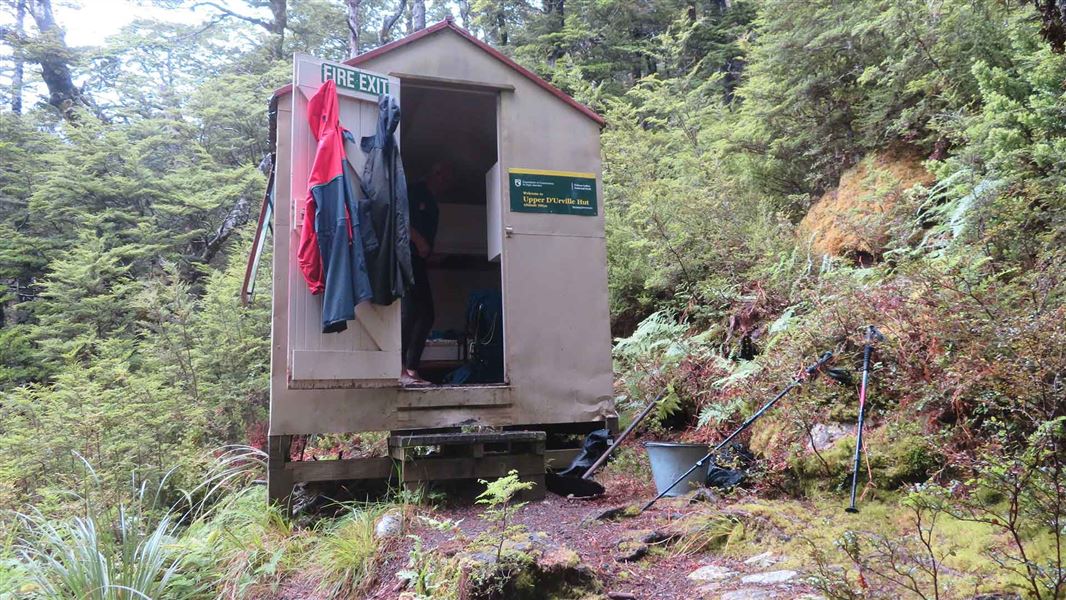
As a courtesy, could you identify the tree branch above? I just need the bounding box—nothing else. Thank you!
[379,0,407,44]
[191,1,274,31]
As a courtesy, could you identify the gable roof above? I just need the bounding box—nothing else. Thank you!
[344,18,605,127]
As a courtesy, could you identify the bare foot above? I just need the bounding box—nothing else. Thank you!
[400,369,432,387]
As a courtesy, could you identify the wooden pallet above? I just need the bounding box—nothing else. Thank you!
[268,430,557,509]
[389,431,546,501]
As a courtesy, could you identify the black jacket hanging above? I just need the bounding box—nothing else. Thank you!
[357,94,413,305]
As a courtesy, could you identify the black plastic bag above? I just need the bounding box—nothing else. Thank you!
[545,473,605,498]
[705,443,755,490]
[557,429,612,477]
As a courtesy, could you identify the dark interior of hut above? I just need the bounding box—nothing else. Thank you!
[399,80,505,385]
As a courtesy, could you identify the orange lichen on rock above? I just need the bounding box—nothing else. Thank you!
[799,148,934,264]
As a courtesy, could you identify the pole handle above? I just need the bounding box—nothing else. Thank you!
[581,390,665,480]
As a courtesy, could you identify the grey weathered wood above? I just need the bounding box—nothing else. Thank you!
[267,436,294,509]
[395,385,511,410]
[516,474,546,501]
[400,453,544,482]
[390,430,545,448]
[287,457,394,483]
[544,448,582,471]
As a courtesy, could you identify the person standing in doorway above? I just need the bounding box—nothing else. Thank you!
[401,161,453,386]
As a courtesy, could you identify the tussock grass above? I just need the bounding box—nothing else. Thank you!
[13,454,192,600]
[176,487,305,598]
[309,504,390,597]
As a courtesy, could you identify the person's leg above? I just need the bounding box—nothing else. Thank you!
[401,286,415,370]
[402,257,434,374]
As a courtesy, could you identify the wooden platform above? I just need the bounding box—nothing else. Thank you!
[267,430,561,509]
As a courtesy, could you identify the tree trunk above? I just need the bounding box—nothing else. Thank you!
[411,0,426,31]
[197,190,255,266]
[269,0,287,59]
[380,0,407,44]
[458,0,471,29]
[346,0,362,58]
[546,0,564,25]
[11,0,26,114]
[496,11,508,46]
[546,0,565,66]
[26,0,86,119]
[1034,0,1066,53]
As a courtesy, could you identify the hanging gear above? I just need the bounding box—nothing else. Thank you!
[296,80,375,333]
[359,94,413,305]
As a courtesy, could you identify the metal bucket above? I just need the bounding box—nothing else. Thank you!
[645,442,710,497]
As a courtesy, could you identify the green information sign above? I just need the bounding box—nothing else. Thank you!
[508,168,598,216]
[321,63,390,96]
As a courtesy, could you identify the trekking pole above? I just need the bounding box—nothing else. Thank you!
[846,326,884,513]
[641,350,835,513]
[582,389,667,480]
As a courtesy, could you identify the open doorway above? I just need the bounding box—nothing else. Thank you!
[399,80,504,385]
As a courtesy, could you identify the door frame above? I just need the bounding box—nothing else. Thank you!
[397,76,510,384]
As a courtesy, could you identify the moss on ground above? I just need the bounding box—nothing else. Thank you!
[668,493,1052,596]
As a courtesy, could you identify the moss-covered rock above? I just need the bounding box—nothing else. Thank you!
[451,531,604,600]
[785,420,943,496]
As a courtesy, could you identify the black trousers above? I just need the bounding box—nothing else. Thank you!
[401,256,434,371]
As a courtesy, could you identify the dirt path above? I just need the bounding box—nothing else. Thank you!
[365,479,820,600]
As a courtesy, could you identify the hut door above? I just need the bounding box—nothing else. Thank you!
[287,54,401,387]
[500,168,609,390]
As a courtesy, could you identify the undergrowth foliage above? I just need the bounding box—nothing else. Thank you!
[13,447,265,599]
[7,447,409,599]
[602,5,1065,594]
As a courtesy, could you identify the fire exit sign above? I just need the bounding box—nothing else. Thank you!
[321,63,390,96]
[509,168,598,216]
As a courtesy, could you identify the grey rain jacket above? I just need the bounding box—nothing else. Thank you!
[358,94,413,305]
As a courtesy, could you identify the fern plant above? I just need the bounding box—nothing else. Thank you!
[475,470,534,563]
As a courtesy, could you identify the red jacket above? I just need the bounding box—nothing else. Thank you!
[298,80,345,294]
[297,80,374,333]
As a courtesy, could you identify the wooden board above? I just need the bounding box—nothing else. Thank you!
[286,56,403,386]
[399,453,544,482]
[390,430,545,447]
[287,457,394,483]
